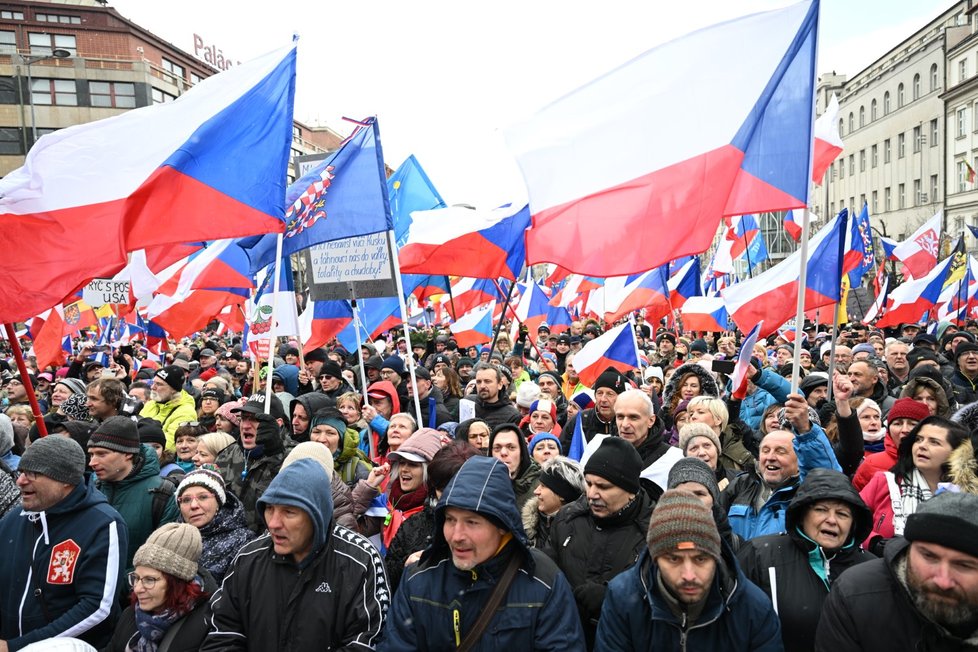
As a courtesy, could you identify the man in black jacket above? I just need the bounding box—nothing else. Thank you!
[615,389,682,500]
[816,492,978,651]
[465,363,520,428]
[546,437,652,648]
[559,367,629,455]
[203,457,388,651]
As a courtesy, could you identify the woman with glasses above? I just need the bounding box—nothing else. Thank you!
[454,418,491,455]
[105,523,216,652]
[175,466,254,583]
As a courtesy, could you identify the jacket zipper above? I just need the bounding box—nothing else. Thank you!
[454,609,461,647]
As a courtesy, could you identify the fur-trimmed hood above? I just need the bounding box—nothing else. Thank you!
[521,495,541,546]
[900,376,951,418]
[948,438,978,495]
[952,400,978,435]
[662,361,720,407]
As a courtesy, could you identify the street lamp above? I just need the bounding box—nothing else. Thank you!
[21,48,72,146]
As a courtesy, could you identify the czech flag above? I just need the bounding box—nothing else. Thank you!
[603,268,670,323]
[514,282,550,338]
[874,246,959,329]
[722,209,848,337]
[507,1,818,277]
[667,258,702,306]
[399,203,530,281]
[731,322,763,400]
[812,94,844,184]
[298,300,354,354]
[890,210,942,280]
[681,296,729,332]
[0,44,297,323]
[572,323,640,388]
[784,210,803,242]
[450,303,495,349]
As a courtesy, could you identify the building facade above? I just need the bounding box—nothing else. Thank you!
[0,0,343,180]
[942,4,978,243]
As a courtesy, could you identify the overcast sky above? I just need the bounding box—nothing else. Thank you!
[110,0,949,208]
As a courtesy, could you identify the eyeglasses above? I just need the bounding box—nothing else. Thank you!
[380,369,397,376]
[128,572,162,588]
[177,421,201,428]
[178,493,214,506]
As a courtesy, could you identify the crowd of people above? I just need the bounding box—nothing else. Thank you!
[0,315,977,650]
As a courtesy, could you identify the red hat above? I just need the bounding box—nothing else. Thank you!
[887,398,930,424]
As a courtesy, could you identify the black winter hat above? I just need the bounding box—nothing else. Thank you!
[87,415,141,455]
[592,367,630,394]
[155,366,185,392]
[319,360,343,380]
[136,418,166,448]
[955,342,978,364]
[584,437,643,495]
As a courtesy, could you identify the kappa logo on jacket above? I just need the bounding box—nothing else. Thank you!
[315,582,331,593]
[47,539,81,585]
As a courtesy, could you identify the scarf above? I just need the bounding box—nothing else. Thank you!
[886,469,932,536]
[862,429,886,454]
[388,479,428,514]
[134,607,182,652]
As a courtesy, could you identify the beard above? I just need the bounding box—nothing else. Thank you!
[908,560,978,626]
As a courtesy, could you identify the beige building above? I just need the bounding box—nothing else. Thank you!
[943,3,978,245]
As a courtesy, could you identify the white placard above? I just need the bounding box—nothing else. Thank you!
[458,398,476,423]
[82,278,130,307]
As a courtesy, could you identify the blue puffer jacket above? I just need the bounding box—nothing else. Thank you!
[721,423,842,541]
[594,543,783,652]
[738,369,790,431]
[380,456,585,652]
[0,475,128,651]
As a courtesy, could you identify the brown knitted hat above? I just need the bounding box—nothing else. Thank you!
[647,489,721,561]
[132,523,202,581]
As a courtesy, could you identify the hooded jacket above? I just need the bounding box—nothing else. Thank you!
[95,444,180,571]
[0,475,128,651]
[816,538,978,651]
[380,456,585,651]
[0,457,19,518]
[139,389,198,451]
[595,541,782,651]
[662,362,721,409]
[201,458,389,652]
[359,380,400,461]
[901,375,952,418]
[335,427,373,487]
[488,426,540,511]
[465,391,522,429]
[191,491,256,584]
[289,392,336,442]
[738,469,874,652]
[546,491,654,648]
[214,419,286,533]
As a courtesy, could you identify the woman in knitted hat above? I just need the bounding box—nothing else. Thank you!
[521,397,562,440]
[522,456,584,549]
[679,422,736,491]
[685,396,756,474]
[176,465,255,583]
[529,432,562,464]
[104,523,216,652]
[353,427,445,550]
[309,407,372,488]
[213,399,242,436]
[852,397,929,490]
[47,377,86,414]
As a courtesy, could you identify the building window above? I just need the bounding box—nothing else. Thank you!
[0,30,15,53]
[35,13,81,25]
[898,133,905,158]
[872,190,878,213]
[31,78,76,106]
[860,193,866,209]
[914,179,922,205]
[28,32,76,56]
[959,161,969,192]
[913,126,922,153]
[89,81,135,109]
[0,77,16,103]
[959,107,968,137]
[830,201,835,216]
[161,58,185,82]
[898,83,905,108]
[884,91,891,114]
[0,10,24,20]
[848,112,854,132]
[884,139,891,163]
[931,63,939,91]
[898,183,905,209]
[885,187,892,211]
[871,144,878,167]
[151,88,176,104]
[961,59,969,83]
[859,106,865,127]
[931,119,939,146]
[913,73,921,100]
[190,72,202,86]
[849,154,855,175]
[293,125,302,139]
[837,159,844,179]
[859,149,866,172]
[0,127,21,154]
[871,98,877,121]
[931,174,939,202]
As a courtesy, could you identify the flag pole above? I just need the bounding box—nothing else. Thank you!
[743,226,754,279]
[825,309,840,402]
[349,289,370,395]
[789,0,822,395]
[262,233,284,415]
[488,278,518,358]
[491,278,548,362]
[3,323,47,436]
[388,229,423,424]
[628,313,644,373]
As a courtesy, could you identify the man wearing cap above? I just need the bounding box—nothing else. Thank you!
[139,366,198,451]
[2,373,33,410]
[381,455,584,651]
[651,331,677,368]
[88,415,179,572]
[318,360,355,400]
[559,367,628,454]
[799,373,829,410]
[295,347,328,396]
[188,347,226,384]
[950,341,978,406]
[214,394,287,533]
[818,492,978,650]
[596,490,781,650]
[203,458,389,651]
[0,436,128,651]
[546,437,654,647]
[402,366,452,429]
[465,363,520,429]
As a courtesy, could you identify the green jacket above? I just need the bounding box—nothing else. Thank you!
[95,444,179,571]
[335,427,372,488]
[139,390,198,451]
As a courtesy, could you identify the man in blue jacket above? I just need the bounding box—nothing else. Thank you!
[595,490,782,651]
[0,436,128,651]
[381,455,585,651]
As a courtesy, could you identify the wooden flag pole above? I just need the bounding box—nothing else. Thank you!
[3,323,47,436]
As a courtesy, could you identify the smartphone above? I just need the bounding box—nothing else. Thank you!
[119,345,134,358]
[712,360,736,374]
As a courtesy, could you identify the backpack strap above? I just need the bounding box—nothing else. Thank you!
[457,550,522,651]
[149,478,177,528]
